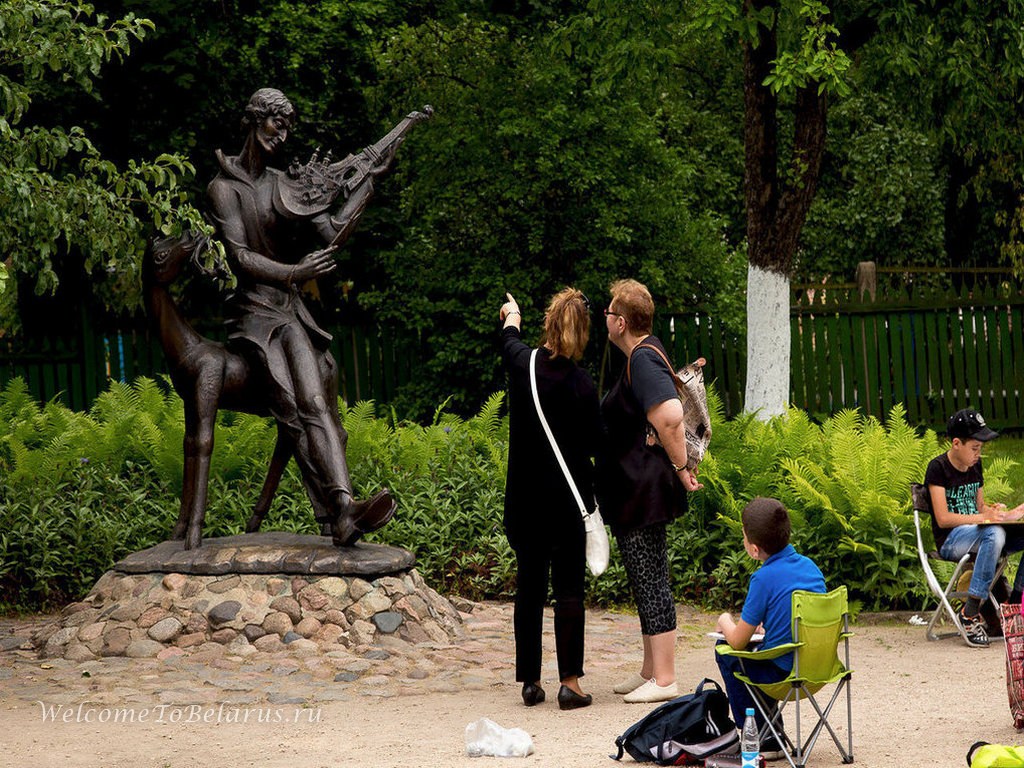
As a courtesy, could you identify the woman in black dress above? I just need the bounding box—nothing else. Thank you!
[500,288,602,710]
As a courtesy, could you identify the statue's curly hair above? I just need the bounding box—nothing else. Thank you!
[242,88,296,131]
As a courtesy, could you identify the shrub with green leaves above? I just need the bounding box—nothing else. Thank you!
[1,376,1015,614]
[342,393,517,599]
[780,406,938,610]
[697,401,1018,611]
[0,378,516,610]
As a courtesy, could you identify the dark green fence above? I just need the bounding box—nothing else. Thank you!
[0,312,421,411]
[650,274,1024,430]
[3,275,1022,431]
[653,311,746,418]
[0,329,99,412]
[789,279,1024,430]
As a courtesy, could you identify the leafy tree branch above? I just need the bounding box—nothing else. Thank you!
[0,0,212,333]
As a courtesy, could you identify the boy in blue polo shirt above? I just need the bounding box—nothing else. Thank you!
[714,497,826,759]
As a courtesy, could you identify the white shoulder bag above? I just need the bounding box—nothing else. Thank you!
[529,349,609,576]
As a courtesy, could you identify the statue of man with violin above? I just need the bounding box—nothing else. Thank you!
[160,87,431,548]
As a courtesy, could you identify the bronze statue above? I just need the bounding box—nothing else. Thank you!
[146,88,431,549]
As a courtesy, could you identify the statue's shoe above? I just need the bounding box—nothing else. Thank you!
[354,489,397,533]
[331,489,397,546]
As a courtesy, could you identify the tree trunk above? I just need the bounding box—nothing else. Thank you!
[741,0,828,418]
[742,0,778,273]
[744,263,790,417]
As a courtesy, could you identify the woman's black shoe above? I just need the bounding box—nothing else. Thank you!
[557,685,593,710]
[521,682,545,706]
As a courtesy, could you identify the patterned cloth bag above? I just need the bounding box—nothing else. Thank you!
[1000,602,1024,730]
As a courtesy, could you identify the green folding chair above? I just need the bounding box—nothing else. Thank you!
[716,586,854,768]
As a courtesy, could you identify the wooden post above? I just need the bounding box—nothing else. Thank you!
[856,261,877,301]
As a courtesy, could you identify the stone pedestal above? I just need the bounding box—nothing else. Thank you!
[32,534,463,661]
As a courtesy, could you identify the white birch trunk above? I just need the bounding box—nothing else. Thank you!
[744,263,790,419]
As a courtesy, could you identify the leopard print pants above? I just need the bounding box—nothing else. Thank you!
[618,522,677,636]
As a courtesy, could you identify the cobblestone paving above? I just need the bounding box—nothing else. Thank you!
[1,602,695,709]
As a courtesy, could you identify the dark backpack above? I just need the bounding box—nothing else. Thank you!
[612,678,738,765]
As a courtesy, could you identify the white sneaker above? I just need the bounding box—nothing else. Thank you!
[612,673,649,695]
[623,678,679,704]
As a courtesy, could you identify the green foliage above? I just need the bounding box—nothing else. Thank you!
[0,0,211,333]
[864,2,1024,268]
[364,12,745,417]
[0,376,518,609]
[4,375,972,614]
[365,392,516,599]
[778,405,940,610]
[687,0,854,97]
[799,94,946,276]
[983,438,1024,509]
[688,400,951,611]
[8,0,1024,420]
[83,0,416,164]
[761,1,852,97]
[0,462,176,607]
[0,376,279,608]
[707,549,758,610]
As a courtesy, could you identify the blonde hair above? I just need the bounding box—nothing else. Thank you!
[608,278,654,334]
[542,287,591,360]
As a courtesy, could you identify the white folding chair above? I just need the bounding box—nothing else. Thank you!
[911,482,1005,646]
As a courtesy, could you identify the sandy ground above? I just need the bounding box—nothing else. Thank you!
[1,603,1021,768]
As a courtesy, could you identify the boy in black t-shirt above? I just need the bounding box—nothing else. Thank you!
[925,408,1024,646]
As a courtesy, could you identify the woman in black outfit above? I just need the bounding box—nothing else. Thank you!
[599,278,703,704]
[500,288,601,710]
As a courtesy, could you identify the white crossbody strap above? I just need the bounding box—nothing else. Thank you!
[530,349,588,519]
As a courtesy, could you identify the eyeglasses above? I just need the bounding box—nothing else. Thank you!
[604,308,622,318]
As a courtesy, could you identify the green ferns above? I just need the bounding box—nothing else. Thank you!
[702,402,1018,611]
[0,377,514,609]
[779,405,941,610]
[365,391,515,599]
[0,377,1016,613]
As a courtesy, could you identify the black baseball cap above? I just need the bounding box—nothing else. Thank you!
[947,408,999,442]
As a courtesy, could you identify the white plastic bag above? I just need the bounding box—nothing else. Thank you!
[465,717,535,758]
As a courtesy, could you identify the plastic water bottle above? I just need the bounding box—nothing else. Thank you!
[705,754,765,768]
[741,707,760,768]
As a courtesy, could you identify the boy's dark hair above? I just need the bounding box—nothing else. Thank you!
[742,497,791,556]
